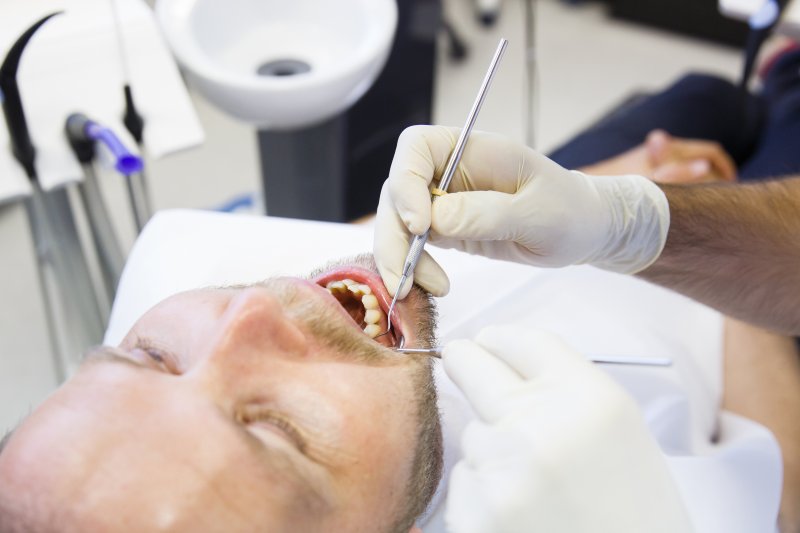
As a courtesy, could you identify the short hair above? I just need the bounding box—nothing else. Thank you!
[389,359,443,532]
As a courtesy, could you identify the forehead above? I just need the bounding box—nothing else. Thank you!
[143,287,229,314]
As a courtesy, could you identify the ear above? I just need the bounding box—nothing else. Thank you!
[409,527,423,533]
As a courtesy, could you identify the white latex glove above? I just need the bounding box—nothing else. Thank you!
[374,126,670,298]
[443,325,694,533]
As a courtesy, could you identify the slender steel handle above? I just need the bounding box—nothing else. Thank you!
[402,230,430,277]
[395,346,673,367]
[398,38,508,291]
[438,38,508,193]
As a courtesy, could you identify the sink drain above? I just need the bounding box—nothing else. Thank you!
[256,59,311,77]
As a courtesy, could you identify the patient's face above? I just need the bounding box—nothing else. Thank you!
[0,256,441,532]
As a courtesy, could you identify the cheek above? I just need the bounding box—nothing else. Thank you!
[333,368,418,468]
[335,379,419,520]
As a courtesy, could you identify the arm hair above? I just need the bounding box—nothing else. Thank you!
[640,177,800,334]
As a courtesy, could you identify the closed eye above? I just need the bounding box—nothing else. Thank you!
[236,405,309,455]
[132,338,180,374]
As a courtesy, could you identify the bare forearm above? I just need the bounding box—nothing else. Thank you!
[640,178,800,335]
[723,318,800,533]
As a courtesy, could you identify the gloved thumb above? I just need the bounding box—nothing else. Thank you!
[431,190,517,241]
[378,249,450,298]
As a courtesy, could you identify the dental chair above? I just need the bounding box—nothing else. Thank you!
[106,209,783,532]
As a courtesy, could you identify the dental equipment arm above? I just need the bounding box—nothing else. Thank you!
[66,113,150,232]
[0,12,62,179]
[374,126,668,296]
[65,113,143,175]
[442,325,694,533]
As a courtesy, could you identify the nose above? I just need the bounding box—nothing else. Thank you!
[204,286,310,376]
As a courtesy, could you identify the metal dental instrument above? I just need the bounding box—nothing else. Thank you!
[395,347,673,367]
[380,37,508,346]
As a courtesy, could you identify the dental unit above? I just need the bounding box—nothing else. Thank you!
[2,12,107,381]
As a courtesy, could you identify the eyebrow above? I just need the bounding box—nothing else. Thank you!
[234,418,333,512]
[82,346,151,370]
[80,346,332,511]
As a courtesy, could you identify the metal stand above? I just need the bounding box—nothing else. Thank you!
[77,163,125,303]
[24,182,106,381]
[125,170,152,233]
[23,191,67,382]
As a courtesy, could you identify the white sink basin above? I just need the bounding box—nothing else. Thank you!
[156,0,397,129]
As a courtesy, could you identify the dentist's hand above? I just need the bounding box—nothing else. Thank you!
[374,126,669,298]
[443,325,693,533]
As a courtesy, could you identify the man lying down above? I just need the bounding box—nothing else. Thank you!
[0,242,791,533]
[0,256,443,532]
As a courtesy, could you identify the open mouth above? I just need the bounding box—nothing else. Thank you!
[312,267,400,349]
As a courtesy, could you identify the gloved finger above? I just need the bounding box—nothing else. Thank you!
[413,252,450,297]
[443,339,523,423]
[475,325,589,380]
[445,462,495,533]
[431,190,517,241]
[376,249,450,298]
[374,182,451,298]
[388,126,459,235]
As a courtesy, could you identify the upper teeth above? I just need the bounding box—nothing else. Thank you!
[326,280,372,296]
[361,294,378,309]
[325,279,386,338]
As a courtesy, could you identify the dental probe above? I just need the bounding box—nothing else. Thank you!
[380,37,509,343]
[395,347,673,367]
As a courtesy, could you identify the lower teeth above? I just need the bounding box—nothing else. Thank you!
[364,324,382,338]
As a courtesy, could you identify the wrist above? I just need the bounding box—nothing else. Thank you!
[583,173,670,274]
